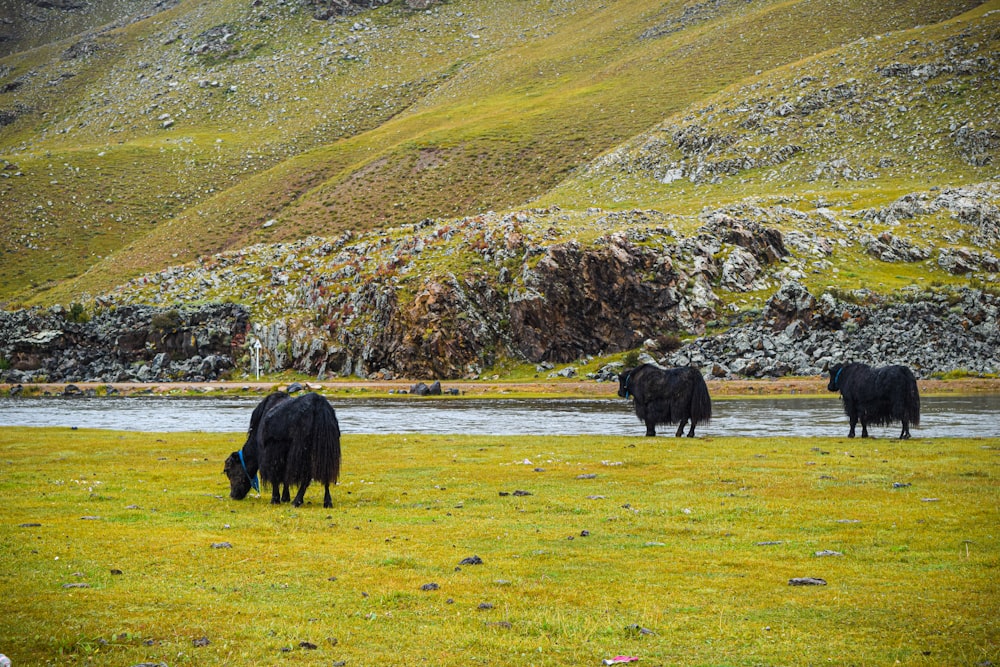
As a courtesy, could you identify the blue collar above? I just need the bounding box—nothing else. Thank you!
[833,366,843,389]
[238,449,260,492]
[623,372,632,399]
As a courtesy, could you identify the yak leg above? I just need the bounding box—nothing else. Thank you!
[686,421,697,437]
[281,484,291,503]
[848,415,858,438]
[674,420,687,437]
[860,419,870,438]
[323,484,333,508]
[645,419,656,437]
[292,480,311,507]
[270,484,282,505]
[899,421,911,440]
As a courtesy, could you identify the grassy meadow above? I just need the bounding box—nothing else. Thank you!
[1,426,997,666]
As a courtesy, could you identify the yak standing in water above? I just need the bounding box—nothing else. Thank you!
[224,391,341,507]
[618,364,712,437]
[826,362,920,439]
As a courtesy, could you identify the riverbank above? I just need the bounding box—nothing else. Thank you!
[3,376,999,398]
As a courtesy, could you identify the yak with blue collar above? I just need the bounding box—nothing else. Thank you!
[826,362,920,439]
[618,363,712,437]
[224,391,341,507]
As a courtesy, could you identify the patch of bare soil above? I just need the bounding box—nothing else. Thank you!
[4,377,997,398]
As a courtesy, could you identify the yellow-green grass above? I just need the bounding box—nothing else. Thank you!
[1,427,997,665]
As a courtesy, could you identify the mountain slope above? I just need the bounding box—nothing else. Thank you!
[0,0,987,305]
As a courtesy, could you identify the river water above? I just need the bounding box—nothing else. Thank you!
[0,395,996,438]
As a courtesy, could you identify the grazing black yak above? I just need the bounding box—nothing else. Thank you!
[618,363,712,437]
[224,391,341,507]
[826,362,920,439]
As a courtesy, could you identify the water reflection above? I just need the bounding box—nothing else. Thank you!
[0,395,997,438]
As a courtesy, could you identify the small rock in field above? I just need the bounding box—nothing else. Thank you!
[211,542,232,549]
[788,577,827,586]
[421,582,439,591]
[815,550,843,557]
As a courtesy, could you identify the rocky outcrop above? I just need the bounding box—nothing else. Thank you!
[661,282,1000,378]
[0,303,249,383]
[510,236,695,363]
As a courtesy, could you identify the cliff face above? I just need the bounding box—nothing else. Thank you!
[0,303,248,383]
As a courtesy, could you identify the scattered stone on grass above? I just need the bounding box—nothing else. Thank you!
[478,602,494,610]
[789,577,827,586]
[192,637,210,647]
[626,624,656,635]
[19,523,41,527]
[421,582,439,591]
[756,541,783,546]
[815,550,843,557]
[211,542,232,549]
[459,555,483,565]
[62,583,89,589]
[577,473,598,479]
[299,641,317,650]
[893,482,912,488]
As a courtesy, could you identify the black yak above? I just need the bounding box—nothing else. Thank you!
[618,363,712,437]
[826,362,920,439]
[224,391,342,507]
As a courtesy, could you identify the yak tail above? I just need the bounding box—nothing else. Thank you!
[310,397,342,486]
[691,374,713,424]
[901,371,921,427]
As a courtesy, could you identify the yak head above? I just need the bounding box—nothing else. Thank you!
[826,362,844,393]
[223,451,255,500]
[617,368,635,399]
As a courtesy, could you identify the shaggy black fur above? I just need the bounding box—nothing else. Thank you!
[224,391,341,507]
[618,363,712,437]
[827,362,920,439]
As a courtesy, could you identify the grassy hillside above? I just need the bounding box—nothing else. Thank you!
[0,0,990,306]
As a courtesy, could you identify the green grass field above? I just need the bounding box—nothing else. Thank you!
[1,427,997,666]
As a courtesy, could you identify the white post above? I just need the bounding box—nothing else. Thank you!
[253,339,262,380]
